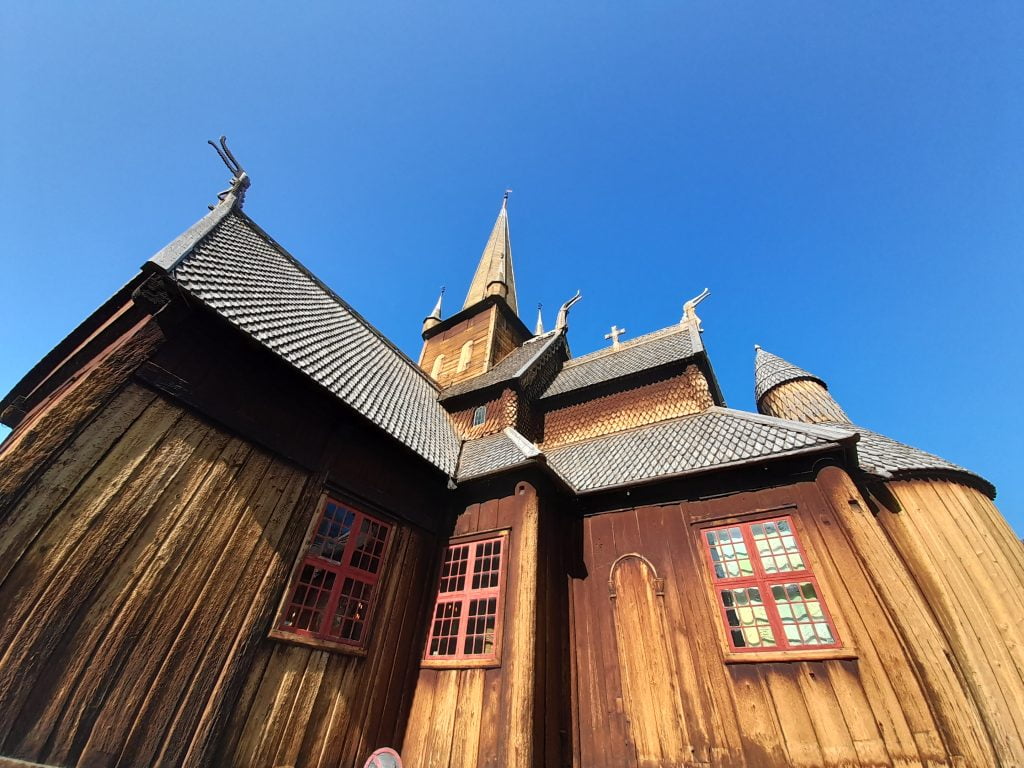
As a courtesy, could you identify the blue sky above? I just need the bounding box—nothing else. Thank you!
[2,3,1022,531]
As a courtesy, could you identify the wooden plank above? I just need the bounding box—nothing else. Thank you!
[0,383,156,590]
[10,423,240,759]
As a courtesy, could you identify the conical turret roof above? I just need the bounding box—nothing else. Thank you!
[463,193,517,314]
[754,346,828,403]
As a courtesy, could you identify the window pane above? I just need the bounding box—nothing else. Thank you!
[751,517,805,574]
[440,545,470,593]
[331,577,373,642]
[427,601,462,656]
[706,526,754,579]
[720,587,776,648]
[464,597,498,656]
[282,564,336,634]
[351,517,389,574]
[770,580,836,646]
[471,539,502,590]
[310,503,355,562]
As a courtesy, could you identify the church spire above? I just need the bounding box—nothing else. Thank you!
[754,346,850,424]
[463,192,517,314]
[535,304,544,335]
[422,287,445,335]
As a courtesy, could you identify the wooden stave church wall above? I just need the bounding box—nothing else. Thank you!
[819,469,1024,766]
[0,312,451,768]
[400,478,573,768]
[569,471,1020,768]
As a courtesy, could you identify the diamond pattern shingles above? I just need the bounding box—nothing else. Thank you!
[542,325,697,399]
[546,408,851,492]
[169,212,460,474]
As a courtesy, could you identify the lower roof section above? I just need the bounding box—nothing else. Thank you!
[544,407,853,493]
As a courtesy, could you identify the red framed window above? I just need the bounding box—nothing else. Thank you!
[701,516,840,652]
[424,533,506,662]
[278,497,391,648]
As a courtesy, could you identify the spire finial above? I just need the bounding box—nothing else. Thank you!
[754,344,761,351]
[503,188,512,208]
[463,194,518,313]
[535,303,544,335]
[208,135,250,209]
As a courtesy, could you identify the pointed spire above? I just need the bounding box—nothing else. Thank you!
[754,346,850,424]
[422,287,445,335]
[535,304,544,335]
[463,192,517,314]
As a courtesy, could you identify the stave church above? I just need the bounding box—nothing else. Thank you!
[1,143,1022,768]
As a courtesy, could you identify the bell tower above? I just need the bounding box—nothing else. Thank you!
[418,193,532,388]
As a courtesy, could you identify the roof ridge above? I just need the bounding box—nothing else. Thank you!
[562,323,686,368]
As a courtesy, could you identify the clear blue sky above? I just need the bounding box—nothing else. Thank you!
[2,3,1022,531]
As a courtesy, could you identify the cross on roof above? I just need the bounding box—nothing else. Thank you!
[604,325,626,349]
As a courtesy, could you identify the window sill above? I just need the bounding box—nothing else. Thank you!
[420,657,500,670]
[723,647,857,665]
[269,628,368,657]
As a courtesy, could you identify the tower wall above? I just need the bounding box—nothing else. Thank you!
[758,378,850,424]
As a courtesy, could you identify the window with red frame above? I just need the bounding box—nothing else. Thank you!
[702,516,840,652]
[424,534,506,662]
[278,498,391,647]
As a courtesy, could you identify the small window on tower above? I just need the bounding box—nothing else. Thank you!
[458,339,474,372]
[472,405,487,426]
[430,354,445,379]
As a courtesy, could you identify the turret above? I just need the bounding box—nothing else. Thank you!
[422,287,444,335]
[753,345,850,424]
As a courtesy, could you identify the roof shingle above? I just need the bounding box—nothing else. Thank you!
[545,408,852,492]
[160,210,461,475]
[754,347,825,403]
[542,324,699,400]
[440,330,566,401]
[456,428,542,482]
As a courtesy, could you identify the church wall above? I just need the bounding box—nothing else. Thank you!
[402,480,571,768]
[821,470,1024,766]
[569,474,1004,768]
[448,388,518,439]
[759,379,849,424]
[541,364,713,447]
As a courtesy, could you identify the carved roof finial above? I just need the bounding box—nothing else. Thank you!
[208,135,250,209]
[681,287,710,332]
[555,291,582,330]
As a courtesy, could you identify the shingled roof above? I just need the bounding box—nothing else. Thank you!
[456,427,544,482]
[148,199,461,475]
[754,346,826,403]
[823,422,996,498]
[439,330,567,402]
[544,407,853,493]
[541,323,701,400]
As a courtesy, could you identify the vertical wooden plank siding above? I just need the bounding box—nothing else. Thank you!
[402,482,547,768]
[0,381,439,768]
[569,473,1020,768]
